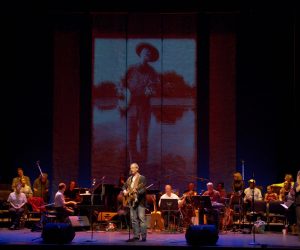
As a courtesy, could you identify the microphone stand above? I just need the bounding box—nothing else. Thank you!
[241,160,245,181]
[126,204,132,242]
[100,177,105,208]
[249,174,260,246]
[241,159,245,229]
[125,175,133,242]
[85,179,97,242]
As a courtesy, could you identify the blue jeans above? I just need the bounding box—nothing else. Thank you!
[130,205,146,239]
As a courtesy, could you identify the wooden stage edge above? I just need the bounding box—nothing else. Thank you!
[0,228,300,250]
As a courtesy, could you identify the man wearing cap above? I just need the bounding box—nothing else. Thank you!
[244,179,263,202]
[119,43,160,163]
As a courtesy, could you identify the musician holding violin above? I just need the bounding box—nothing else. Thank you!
[180,183,197,227]
[122,163,147,242]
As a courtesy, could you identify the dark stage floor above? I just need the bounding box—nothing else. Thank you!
[0,228,300,250]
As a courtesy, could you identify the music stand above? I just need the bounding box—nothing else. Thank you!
[84,180,102,242]
[192,195,212,209]
[191,196,212,224]
[160,199,179,231]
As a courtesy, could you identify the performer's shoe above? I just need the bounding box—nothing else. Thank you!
[9,225,16,230]
[126,237,139,242]
[142,237,147,242]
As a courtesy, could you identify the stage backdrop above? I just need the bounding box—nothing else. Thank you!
[52,13,236,197]
[91,14,197,193]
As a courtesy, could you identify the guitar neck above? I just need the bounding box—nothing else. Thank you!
[153,201,157,212]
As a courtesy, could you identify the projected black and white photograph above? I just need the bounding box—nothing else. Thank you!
[92,38,197,192]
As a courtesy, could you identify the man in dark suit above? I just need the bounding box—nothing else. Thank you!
[122,163,147,241]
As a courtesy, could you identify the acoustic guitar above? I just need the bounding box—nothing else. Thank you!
[150,195,164,230]
[123,183,153,208]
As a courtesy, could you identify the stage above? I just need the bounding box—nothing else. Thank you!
[0,228,300,250]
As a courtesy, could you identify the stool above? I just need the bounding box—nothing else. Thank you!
[45,211,57,223]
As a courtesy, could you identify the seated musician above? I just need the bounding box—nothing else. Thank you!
[202,182,223,229]
[65,180,82,203]
[18,178,33,199]
[54,183,77,223]
[158,185,183,230]
[264,185,278,202]
[244,179,262,202]
[279,181,292,202]
[216,182,227,203]
[7,183,27,230]
[243,179,263,215]
[18,178,34,216]
[202,182,222,204]
[272,174,294,189]
[11,167,31,190]
[180,182,197,227]
[64,180,82,215]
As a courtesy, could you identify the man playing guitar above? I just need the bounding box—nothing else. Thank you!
[122,163,147,242]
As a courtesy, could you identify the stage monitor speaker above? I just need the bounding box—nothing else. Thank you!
[69,216,90,228]
[42,223,75,244]
[185,224,219,245]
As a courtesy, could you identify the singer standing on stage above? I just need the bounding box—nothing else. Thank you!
[122,163,147,241]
